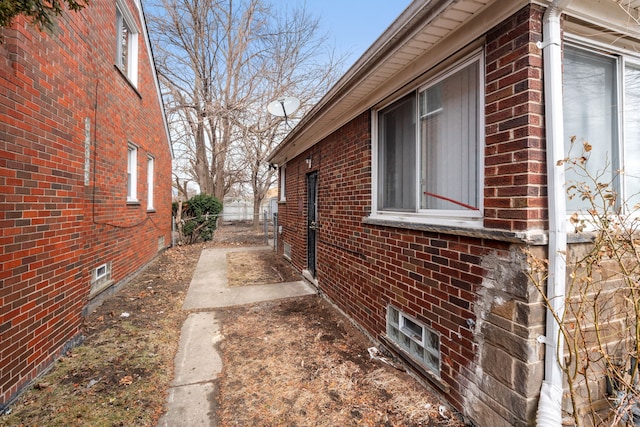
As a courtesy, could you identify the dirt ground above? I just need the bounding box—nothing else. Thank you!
[0,242,201,427]
[226,250,302,286]
[1,222,466,427]
[216,297,464,427]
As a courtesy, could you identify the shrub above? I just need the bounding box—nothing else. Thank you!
[174,194,223,244]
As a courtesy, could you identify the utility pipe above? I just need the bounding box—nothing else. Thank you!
[536,1,571,425]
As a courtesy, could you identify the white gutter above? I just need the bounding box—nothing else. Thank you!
[536,0,570,425]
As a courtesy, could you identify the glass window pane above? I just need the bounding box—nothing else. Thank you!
[426,352,439,371]
[279,166,286,201]
[388,306,399,325]
[147,156,154,209]
[121,19,130,72]
[420,60,479,211]
[410,340,423,359]
[563,47,618,212]
[625,63,640,210]
[389,326,399,340]
[426,330,439,350]
[401,316,423,341]
[378,94,416,211]
[401,334,411,348]
[127,146,137,200]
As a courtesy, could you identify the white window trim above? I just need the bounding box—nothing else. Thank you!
[90,262,113,297]
[127,143,138,202]
[95,263,109,281]
[371,50,485,229]
[147,155,155,210]
[116,0,139,86]
[563,34,640,225]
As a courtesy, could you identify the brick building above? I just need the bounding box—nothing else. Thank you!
[268,1,640,425]
[0,0,172,409]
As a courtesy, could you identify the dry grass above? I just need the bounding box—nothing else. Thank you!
[216,297,465,427]
[226,250,301,286]
[1,222,467,427]
[0,245,202,427]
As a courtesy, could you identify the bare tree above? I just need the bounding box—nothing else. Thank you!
[235,5,343,226]
[146,0,343,215]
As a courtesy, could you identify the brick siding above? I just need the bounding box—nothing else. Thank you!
[484,5,546,232]
[276,5,547,426]
[0,0,172,408]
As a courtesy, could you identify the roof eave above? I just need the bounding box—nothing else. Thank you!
[268,0,520,165]
[267,0,458,164]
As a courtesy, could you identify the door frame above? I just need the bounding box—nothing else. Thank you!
[306,171,318,278]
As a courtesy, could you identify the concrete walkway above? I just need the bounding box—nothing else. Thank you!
[157,246,316,427]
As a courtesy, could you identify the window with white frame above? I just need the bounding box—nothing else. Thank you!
[279,165,286,201]
[374,53,483,224]
[116,1,139,86]
[147,155,154,210]
[563,43,640,212]
[127,143,138,202]
[90,262,112,294]
[387,305,440,374]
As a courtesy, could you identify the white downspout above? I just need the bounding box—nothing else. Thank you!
[536,1,570,425]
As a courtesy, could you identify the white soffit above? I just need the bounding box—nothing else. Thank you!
[565,0,640,40]
[269,0,519,164]
[270,0,640,165]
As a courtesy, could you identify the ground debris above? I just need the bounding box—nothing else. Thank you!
[216,294,465,427]
[1,222,465,427]
[0,244,202,427]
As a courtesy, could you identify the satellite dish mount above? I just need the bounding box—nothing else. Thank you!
[267,96,300,128]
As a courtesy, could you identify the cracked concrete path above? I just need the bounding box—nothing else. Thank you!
[182,246,317,310]
[157,246,316,426]
[156,312,221,427]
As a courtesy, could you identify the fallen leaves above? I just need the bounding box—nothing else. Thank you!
[118,376,133,386]
[0,244,202,427]
[226,250,301,287]
[216,296,464,426]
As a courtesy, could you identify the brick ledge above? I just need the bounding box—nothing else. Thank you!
[363,217,547,245]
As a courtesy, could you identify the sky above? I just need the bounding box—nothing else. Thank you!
[302,0,413,70]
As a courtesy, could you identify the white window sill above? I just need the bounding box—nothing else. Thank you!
[368,212,483,229]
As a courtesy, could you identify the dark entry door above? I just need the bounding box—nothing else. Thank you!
[307,171,318,277]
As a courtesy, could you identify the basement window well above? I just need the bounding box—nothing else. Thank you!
[90,262,113,297]
[387,305,440,375]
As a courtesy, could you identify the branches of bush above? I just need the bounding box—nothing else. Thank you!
[173,194,222,244]
[526,139,640,426]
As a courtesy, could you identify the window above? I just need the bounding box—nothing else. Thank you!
[127,144,138,202]
[283,241,292,260]
[387,306,440,374]
[116,1,139,85]
[147,155,154,210]
[90,262,112,295]
[279,165,286,201]
[563,44,640,211]
[95,263,109,281]
[374,53,483,225]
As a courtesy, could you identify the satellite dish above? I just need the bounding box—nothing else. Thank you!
[267,96,300,118]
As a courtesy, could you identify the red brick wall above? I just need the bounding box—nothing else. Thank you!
[484,5,545,231]
[276,5,546,426]
[0,0,172,408]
